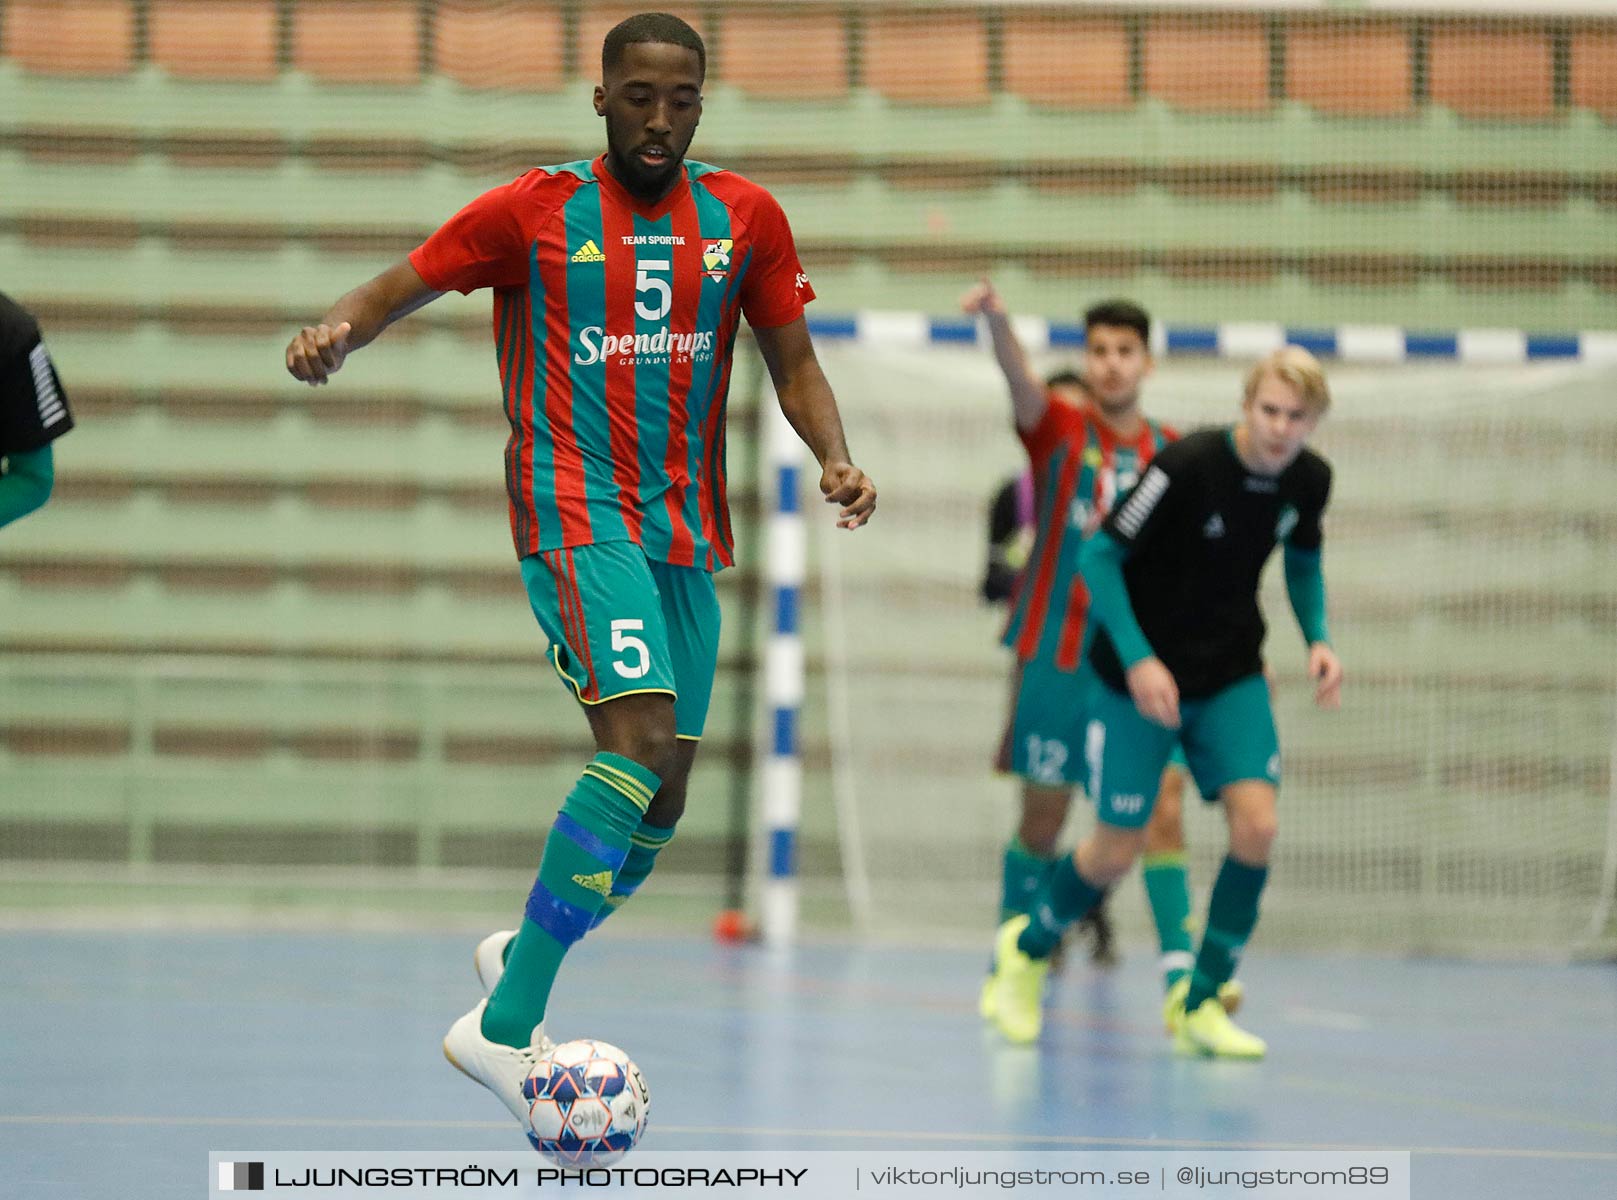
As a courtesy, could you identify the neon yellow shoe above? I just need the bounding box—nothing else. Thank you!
[1162,977,1191,1033]
[978,973,996,1020]
[1162,977,1245,1032]
[988,915,1049,1044]
[1173,996,1266,1059]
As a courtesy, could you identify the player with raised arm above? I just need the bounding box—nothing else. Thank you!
[963,283,1235,1018]
[0,291,73,531]
[285,12,876,1136]
[987,345,1340,1057]
[982,370,1120,971]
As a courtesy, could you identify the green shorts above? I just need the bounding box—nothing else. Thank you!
[520,542,721,740]
[1000,658,1186,789]
[1085,672,1278,828]
[1001,656,1095,788]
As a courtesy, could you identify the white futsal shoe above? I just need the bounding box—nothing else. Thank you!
[475,929,517,994]
[442,998,555,1125]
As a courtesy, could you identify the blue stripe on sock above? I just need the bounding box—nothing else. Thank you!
[524,882,596,946]
[553,812,629,872]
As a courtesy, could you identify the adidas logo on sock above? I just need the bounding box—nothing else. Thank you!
[572,870,613,896]
[570,239,606,263]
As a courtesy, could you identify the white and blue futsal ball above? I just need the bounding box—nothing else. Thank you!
[523,1039,650,1164]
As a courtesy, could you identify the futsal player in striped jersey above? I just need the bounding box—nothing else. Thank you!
[963,283,1240,1026]
[989,346,1342,1057]
[983,371,1122,972]
[286,13,876,1135]
[0,291,73,530]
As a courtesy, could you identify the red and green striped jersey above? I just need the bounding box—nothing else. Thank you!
[1001,395,1177,671]
[410,156,813,571]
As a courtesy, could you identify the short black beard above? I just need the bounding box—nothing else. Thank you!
[607,147,681,205]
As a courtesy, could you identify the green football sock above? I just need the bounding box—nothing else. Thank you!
[1184,855,1268,1012]
[999,837,1057,922]
[481,752,658,1048]
[1142,850,1195,989]
[590,819,677,927]
[1017,853,1105,960]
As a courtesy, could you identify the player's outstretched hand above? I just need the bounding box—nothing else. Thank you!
[1308,643,1342,709]
[286,321,352,385]
[959,277,1006,318]
[1125,657,1181,729]
[820,462,877,529]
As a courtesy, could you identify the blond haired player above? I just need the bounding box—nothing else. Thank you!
[986,347,1342,1057]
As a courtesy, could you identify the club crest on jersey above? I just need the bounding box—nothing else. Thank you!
[702,238,733,281]
[571,239,606,264]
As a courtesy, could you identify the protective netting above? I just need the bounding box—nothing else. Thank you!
[813,342,1617,958]
[1,2,1614,330]
[2,1,1616,950]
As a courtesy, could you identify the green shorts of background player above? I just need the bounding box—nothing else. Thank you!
[991,672,1282,1054]
[993,657,1232,1010]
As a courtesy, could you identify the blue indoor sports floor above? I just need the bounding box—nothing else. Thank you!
[3,929,1613,1198]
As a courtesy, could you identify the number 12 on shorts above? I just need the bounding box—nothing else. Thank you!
[611,619,651,679]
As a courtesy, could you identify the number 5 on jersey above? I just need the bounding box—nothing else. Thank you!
[636,260,671,321]
[612,619,651,679]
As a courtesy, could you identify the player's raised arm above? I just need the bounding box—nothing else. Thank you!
[960,278,1046,433]
[285,259,442,385]
[753,316,877,530]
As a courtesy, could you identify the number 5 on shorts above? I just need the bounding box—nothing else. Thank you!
[611,619,651,679]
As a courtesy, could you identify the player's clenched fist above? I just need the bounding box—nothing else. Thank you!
[959,277,1006,318]
[820,461,877,530]
[285,321,353,385]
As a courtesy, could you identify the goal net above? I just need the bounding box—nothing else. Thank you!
[811,342,1617,958]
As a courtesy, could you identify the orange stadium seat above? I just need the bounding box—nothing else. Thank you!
[1427,24,1553,120]
[1,0,135,76]
[1569,29,1617,120]
[718,8,848,100]
[1144,15,1270,113]
[1284,18,1413,117]
[149,0,280,82]
[577,4,707,81]
[434,0,566,92]
[1002,14,1131,110]
[292,0,421,85]
[864,10,990,105]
